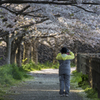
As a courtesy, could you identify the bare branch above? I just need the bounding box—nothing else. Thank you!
[82,2,100,5]
[0,2,98,18]
[17,5,30,14]
[0,5,30,15]
[0,0,76,5]
[19,23,34,28]
[0,5,16,14]
[24,8,42,14]
[36,17,49,23]
[0,17,49,38]
[11,30,26,42]
[20,17,49,28]
[0,5,48,19]
[17,12,47,18]
[0,0,100,5]
[30,34,56,39]
[72,4,95,13]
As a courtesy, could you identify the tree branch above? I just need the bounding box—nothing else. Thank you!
[20,17,49,28]
[0,0,100,5]
[0,31,8,37]
[30,34,56,39]
[82,2,100,5]
[0,0,76,5]
[24,8,42,14]
[36,17,49,24]
[17,12,47,18]
[0,17,49,37]
[0,5,30,15]
[0,2,97,17]
[72,4,95,13]
[0,5,16,14]
[11,31,25,42]
[16,5,30,14]
[0,5,48,18]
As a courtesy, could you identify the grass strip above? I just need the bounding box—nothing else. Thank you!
[71,70,100,100]
[22,61,59,72]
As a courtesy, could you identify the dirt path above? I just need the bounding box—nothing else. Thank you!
[7,68,86,100]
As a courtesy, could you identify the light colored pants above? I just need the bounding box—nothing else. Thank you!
[59,74,70,94]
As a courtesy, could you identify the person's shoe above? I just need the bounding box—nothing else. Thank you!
[60,94,65,97]
[65,94,69,97]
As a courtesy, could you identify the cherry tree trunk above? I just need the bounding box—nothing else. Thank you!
[16,44,22,67]
[53,49,58,64]
[10,50,16,64]
[10,41,17,64]
[73,41,78,65]
[33,41,38,64]
[23,41,31,64]
[53,38,58,64]
[31,45,34,62]
[6,36,11,64]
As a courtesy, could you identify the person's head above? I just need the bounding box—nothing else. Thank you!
[60,47,68,54]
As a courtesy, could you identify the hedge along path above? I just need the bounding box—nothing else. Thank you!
[7,68,86,100]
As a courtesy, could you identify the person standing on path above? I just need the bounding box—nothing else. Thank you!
[56,47,75,97]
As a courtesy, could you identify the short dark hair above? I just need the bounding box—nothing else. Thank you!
[60,47,68,53]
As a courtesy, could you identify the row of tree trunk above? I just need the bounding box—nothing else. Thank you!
[5,36,58,67]
[5,34,74,67]
[5,35,39,67]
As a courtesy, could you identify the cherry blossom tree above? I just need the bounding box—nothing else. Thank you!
[0,0,100,66]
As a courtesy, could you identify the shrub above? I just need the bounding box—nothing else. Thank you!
[22,61,59,71]
[85,87,98,98]
[78,74,88,88]
[0,64,31,100]
[71,70,82,83]
[0,64,30,85]
[71,70,99,99]
[0,64,13,85]
[12,65,23,80]
[22,61,41,71]
[71,62,76,67]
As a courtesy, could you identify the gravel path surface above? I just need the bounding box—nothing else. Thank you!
[7,68,85,100]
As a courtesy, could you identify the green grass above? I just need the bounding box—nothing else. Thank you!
[22,60,75,72]
[0,61,75,100]
[0,61,59,87]
[0,89,7,100]
[71,70,100,100]
[85,87,98,99]
[0,61,59,99]
[22,61,59,72]
[0,89,13,100]
[0,64,31,100]
[0,64,30,84]
[70,62,76,67]
[71,70,83,84]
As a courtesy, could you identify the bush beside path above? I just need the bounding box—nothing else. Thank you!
[6,68,86,100]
